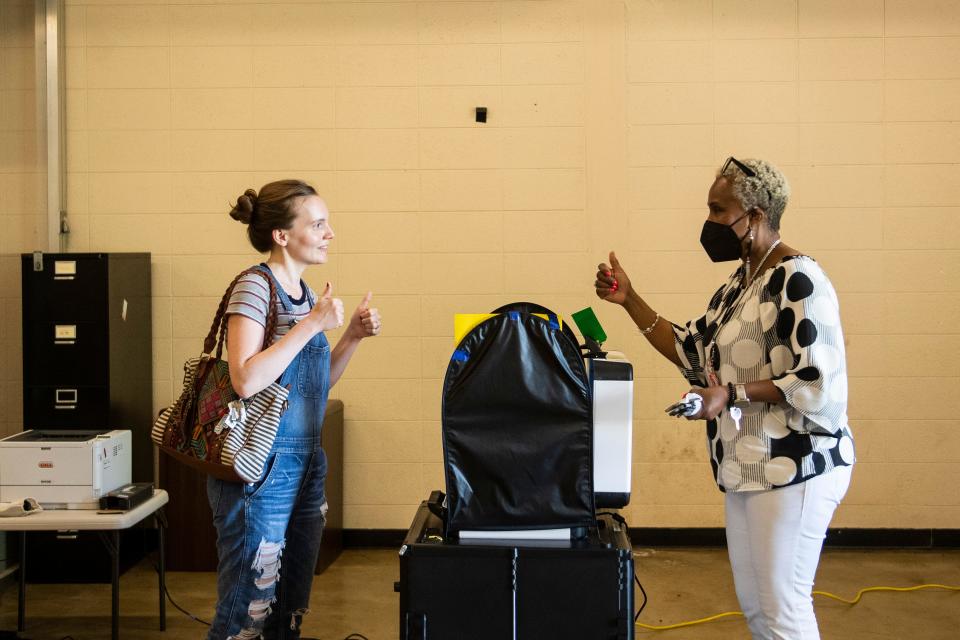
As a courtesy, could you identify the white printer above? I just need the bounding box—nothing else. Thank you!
[0,430,132,509]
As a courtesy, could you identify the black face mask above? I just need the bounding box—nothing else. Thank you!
[700,213,750,262]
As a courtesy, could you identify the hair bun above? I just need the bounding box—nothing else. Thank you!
[230,188,259,224]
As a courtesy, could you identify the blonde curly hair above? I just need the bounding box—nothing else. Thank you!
[717,158,791,231]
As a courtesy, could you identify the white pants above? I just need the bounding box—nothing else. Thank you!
[725,465,852,640]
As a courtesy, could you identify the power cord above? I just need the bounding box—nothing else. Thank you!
[148,552,370,639]
[633,583,960,631]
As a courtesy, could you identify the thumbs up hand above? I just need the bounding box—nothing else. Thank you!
[348,291,381,339]
[309,282,344,332]
[595,251,633,305]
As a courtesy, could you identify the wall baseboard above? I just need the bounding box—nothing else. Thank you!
[343,528,960,549]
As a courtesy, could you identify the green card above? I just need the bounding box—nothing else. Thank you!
[571,307,607,344]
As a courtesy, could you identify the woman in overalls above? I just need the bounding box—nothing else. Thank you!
[207,179,381,639]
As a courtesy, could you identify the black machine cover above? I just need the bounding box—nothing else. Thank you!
[442,303,594,534]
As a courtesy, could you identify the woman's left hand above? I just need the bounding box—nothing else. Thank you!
[691,374,728,420]
[348,292,381,339]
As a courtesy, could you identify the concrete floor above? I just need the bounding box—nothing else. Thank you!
[0,547,957,639]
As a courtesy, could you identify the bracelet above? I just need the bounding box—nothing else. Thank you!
[639,312,660,335]
[727,382,736,409]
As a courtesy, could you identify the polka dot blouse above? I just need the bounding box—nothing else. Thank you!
[673,255,856,493]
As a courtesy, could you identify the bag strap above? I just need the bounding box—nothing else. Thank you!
[203,268,280,360]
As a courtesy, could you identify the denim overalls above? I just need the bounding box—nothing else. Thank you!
[207,265,331,640]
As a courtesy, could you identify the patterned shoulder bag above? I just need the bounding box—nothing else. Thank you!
[151,268,290,483]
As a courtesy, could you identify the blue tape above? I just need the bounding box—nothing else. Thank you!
[547,313,559,330]
[508,311,521,321]
[451,349,469,362]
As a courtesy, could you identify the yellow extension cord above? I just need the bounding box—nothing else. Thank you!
[635,584,960,631]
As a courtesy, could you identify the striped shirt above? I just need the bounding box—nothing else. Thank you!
[225,269,314,343]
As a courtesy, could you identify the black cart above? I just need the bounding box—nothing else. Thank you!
[398,495,635,640]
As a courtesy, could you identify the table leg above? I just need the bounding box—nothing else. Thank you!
[98,531,120,640]
[17,532,25,632]
[156,509,167,631]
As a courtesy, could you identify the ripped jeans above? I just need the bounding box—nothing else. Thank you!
[206,446,328,640]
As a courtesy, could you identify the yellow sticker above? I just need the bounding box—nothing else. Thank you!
[453,313,562,345]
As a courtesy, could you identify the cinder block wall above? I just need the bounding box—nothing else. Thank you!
[9,0,954,529]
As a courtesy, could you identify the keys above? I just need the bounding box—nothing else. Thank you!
[729,406,742,431]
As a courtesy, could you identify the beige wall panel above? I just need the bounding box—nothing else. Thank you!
[885,164,960,207]
[330,3,418,46]
[420,86,503,128]
[86,47,170,89]
[420,253,503,294]
[627,41,713,83]
[337,129,420,170]
[88,172,173,214]
[337,253,421,295]
[419,128,502,170]
[885,123,960,164]
[714,82,797,124]
[168,214,254,257]
[628,124,714,167]
[501,85,583,127]
[335,380,421,422]
[170,172,258,214]
[501,0,583,43]
[343,462,422,505]
[253,88,335,130]
[253,129,337,171]
[335,170,419,212]
[419,170,502,211]
[628,166,715,210]
[798,38,883,81]
[85,5,169,46]
[172,89,252,130]
[882,208,960,250]
[885,79,960,121]
[711,39,797,82]
[714,124,798,166]
[501,43,584,85]
[420,211,502,253]
[336,87,418,128]
[502,168,585,210]
[334,212,421,253]
[249,4,338,46]
[171,131,253,173]
[885,37,960,80]
[65,47,86,89]
[344,421,422,464]
[502,252,592,295]
[885,0,960,37]
[714,0,797,39]
[628,83,714,125]
[336,45,418,87]
[419,293,510,337]
[798,81,883,122]
[784,208,883,251]
[417,2,499,44]
[502,211,587,253]
[797,123,883,165]
[626,0,713,41]
[88,130,170,172]
[169,4,252,47]
[253,46,337,88]
[171,47,252,89]
[798,0,884,37]
[339,337,421,380]
[53,0,960,529]
[418,44,501,86]
[87,89,170,130]
[501,127,585,169]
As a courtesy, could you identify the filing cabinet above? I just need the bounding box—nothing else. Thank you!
[21,252,152,483]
